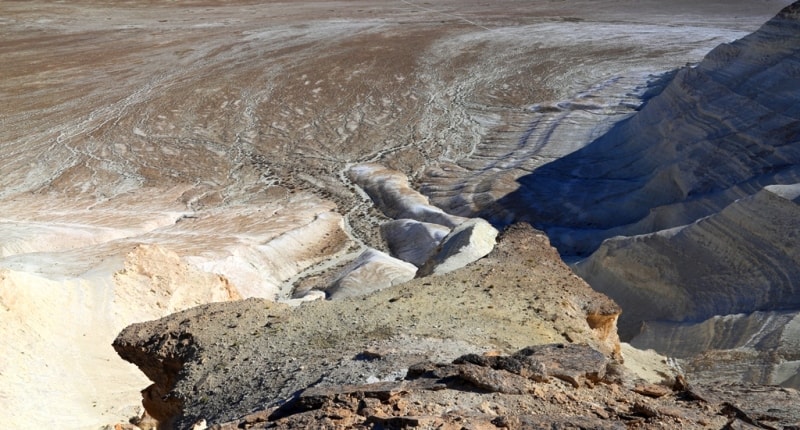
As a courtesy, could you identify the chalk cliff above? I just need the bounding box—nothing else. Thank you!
[492,2,800,256]
[0,242,240,429]
[567,2,800,386]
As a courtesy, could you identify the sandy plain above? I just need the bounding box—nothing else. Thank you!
[0,0,793,428]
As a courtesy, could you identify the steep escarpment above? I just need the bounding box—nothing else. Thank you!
[492,1,800,256]
[2,1,795,428]
[524,2,800,387]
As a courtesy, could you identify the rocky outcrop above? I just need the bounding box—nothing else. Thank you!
[326,249,417,299]
[417,218,499,277]
[0,191,352,428]
[380,219,450,267]
[452,343,609,388]
[131,345,800,430]
[574,185,800,339]
[348,164,468,228]
[113,224,624,428]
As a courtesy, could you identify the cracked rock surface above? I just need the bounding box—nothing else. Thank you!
[113,224,625,428]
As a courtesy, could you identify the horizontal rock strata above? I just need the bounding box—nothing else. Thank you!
[570,3,800,387]
[348,164,467,229]
[487,2,800,256]
[412,0,800,389]
[630,310,800,388]
[574,185,800,338]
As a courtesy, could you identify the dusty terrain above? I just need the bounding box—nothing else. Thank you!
[114,224,625,428]
[1,0,797,428]
[114,225,800,429]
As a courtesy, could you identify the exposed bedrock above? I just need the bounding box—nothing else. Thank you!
[630,310,800,388]
[380,219,450,267]
[417,218,499,277]
[573,185,800,339]
[574,187,800,388]
[2,1,796,427]
[568,5,800,388]
[0,191,350,429]
[326,249,417,299]
[0,242,240,430]
[340,163,498,289]
[442,1,800,380]
[348,163,467,228]
[490,1,800,257]
[206,355,800,430]
[113,224,623,429]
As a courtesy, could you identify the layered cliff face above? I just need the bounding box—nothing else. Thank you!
[411,3,800,391]
[631,310,800,388]
[569,3,800,385]
[574,186,800,339]
[0,241,241,429]
[480,2,800,253]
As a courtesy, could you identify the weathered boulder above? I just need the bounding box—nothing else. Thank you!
[326,248,417,299]
[511,343,608,388]
[380,219,451,267]
[451,344,608,389]
[112,224,625,428]
[417,218,499,276]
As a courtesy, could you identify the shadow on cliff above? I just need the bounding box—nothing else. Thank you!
[486,112,657,257]
[488,1,800,257]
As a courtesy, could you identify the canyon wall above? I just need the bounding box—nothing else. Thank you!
[542,1,800,386]
[490,1,800,256]
[416,0,800,387]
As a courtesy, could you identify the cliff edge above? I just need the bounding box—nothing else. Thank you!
[113,224,628,428]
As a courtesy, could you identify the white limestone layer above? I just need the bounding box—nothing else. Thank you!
[326,249,418,299]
